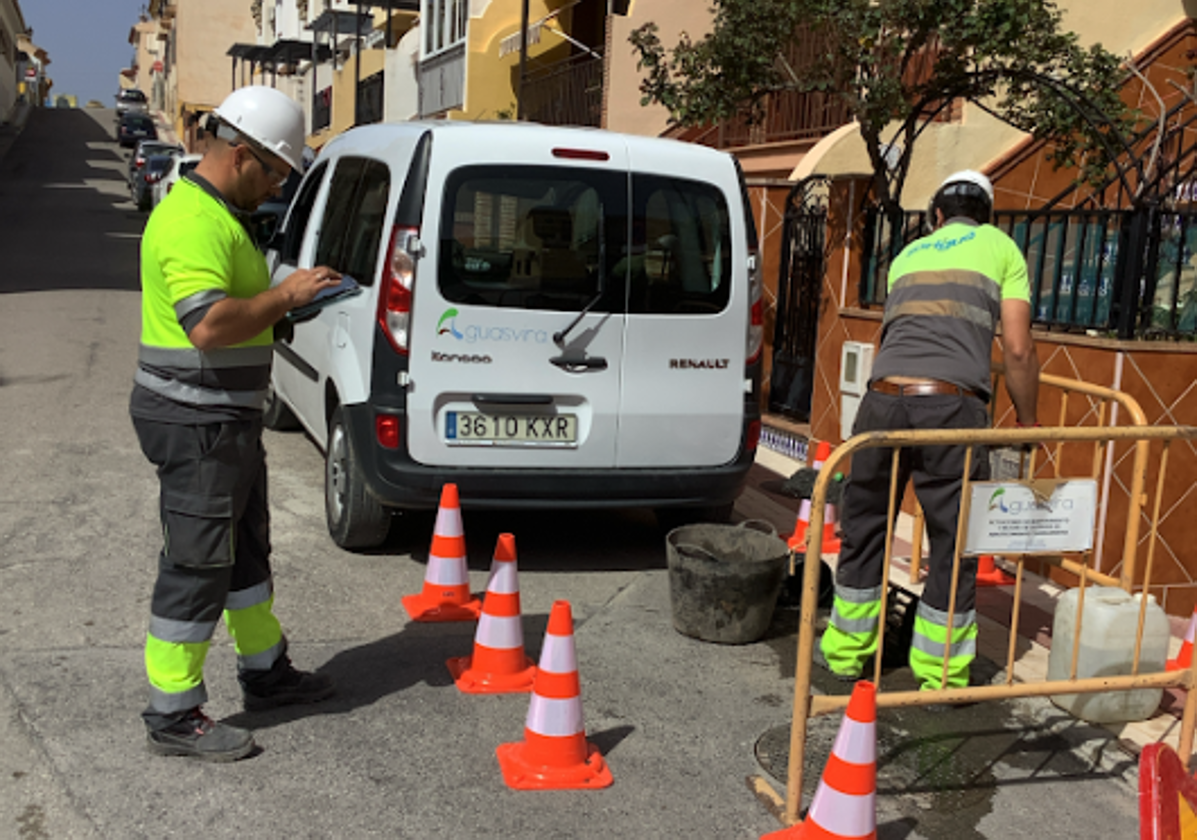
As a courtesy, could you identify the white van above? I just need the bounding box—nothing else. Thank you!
[266,122,763,548]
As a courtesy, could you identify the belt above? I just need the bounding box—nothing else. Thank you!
[870,378,978,399]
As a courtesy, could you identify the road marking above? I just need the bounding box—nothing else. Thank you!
[105,232,142,239]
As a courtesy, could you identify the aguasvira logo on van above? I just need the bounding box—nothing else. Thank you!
[436,308,464,340]
[435,308,549,344]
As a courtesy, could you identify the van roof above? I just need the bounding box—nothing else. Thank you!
[320,120,733,166]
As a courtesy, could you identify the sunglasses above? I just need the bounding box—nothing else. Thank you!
[241,144,287,188]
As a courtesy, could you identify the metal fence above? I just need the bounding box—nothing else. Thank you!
[860,207,1197,340]
[356,71,384,126]
[523,53,603,128]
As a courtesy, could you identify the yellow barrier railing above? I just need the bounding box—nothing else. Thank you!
[776,423,1197,828]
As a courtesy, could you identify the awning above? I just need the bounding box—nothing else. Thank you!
[266,38,332,65]
[307,9,374,35]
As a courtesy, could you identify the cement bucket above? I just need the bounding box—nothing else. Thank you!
[665,520,789,644]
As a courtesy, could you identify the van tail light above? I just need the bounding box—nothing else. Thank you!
[378,224,420,355]
[746,250,763,365]
[375,414,400,449]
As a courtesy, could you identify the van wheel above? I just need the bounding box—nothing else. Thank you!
[654,502,735,532]
[325,406,391,549]
[263,381,300,431]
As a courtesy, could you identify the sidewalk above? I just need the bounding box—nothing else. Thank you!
[742,422,1187,766]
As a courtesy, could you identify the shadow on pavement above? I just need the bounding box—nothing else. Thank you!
[0,108,143,294]
[223,611,562,731]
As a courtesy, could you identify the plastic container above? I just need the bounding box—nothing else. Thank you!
[1048,586,1170,723]
[665,520,789,644]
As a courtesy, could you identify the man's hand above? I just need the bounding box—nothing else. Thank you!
[188,266,343,352]
[278,266,342,309]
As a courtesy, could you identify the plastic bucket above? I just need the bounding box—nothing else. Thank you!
[665,520,789,644]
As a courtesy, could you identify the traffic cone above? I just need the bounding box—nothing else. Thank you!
[787,498,842,554]
[762,681,877,840]
[787,499,813,551]
[401,484,482,622]
[496,600,613,790]
[1167,607,1197,671]
[820,502,842,555]
[975,554,1015,587]
[446,533,537,693]
[810,440,832,471]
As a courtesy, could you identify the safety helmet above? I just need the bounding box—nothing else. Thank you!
[938,169,994,204]
[212,86,305,171]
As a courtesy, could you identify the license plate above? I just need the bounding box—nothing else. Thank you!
[445,412,577,446]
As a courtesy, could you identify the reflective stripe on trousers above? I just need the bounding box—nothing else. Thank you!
[820,584,882,677]
[145,579,284,713]
[909,600,977,690]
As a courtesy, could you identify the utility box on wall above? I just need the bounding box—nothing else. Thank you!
[840,341,874,440]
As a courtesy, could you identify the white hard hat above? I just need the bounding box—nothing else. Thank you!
[213,86,305,171]
[939,169,994,204]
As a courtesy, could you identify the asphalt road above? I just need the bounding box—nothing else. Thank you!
[0,108,1142,839]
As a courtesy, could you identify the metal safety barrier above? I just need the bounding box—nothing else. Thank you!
[778,422,1197,827]
[907,370,1149,589]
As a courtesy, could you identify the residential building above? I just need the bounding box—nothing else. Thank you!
[127,18,167,110]
[0,0,26,119]
[147,0,259,149]
[15,30,49,108]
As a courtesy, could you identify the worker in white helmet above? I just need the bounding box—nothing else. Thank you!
[817,170,1040,694]
[130,86,341,761]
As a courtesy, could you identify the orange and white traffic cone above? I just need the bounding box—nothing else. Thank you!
[788,498,842,554]
[787,499,813,551]
[810,440,832,471]
[446,532,536,693]
[496,600,613,790]
[762,680,877,840]
[1168,607,1197,671]
[819,502,842,555]
[401,484,482,623]
[975,554,1015,587]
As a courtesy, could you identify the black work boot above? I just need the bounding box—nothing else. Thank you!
[241,655,335,712]
[146,707,254,762]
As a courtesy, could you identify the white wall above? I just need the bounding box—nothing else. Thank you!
[384,24,419,122]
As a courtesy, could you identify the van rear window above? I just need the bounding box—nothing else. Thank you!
[627,174,732,315]
[438,166,732,315]
[439,166,627,313]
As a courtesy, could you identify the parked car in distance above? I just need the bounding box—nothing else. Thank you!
[115,89,148,120]
[134,154,175,211]
[127,140,182,188]
[118,113,158,148]
[152,153,203,208]
[264,121,763,549]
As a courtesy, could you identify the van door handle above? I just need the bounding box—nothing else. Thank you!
[550,355,608,372]
[472,393,554,405]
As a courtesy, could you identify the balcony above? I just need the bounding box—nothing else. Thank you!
[522,52,603,128]
[689,89,853,150]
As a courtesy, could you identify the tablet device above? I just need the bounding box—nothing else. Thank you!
[286,274,361,323]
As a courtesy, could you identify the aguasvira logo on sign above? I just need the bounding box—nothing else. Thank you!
[435,308,549,344]
[986,485,1075,516]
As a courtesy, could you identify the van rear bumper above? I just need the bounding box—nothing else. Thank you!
[344,403,755,510]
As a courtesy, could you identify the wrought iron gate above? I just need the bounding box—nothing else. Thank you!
[769,176,831,420]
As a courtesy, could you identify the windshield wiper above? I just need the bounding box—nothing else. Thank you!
[552,213,605,347]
